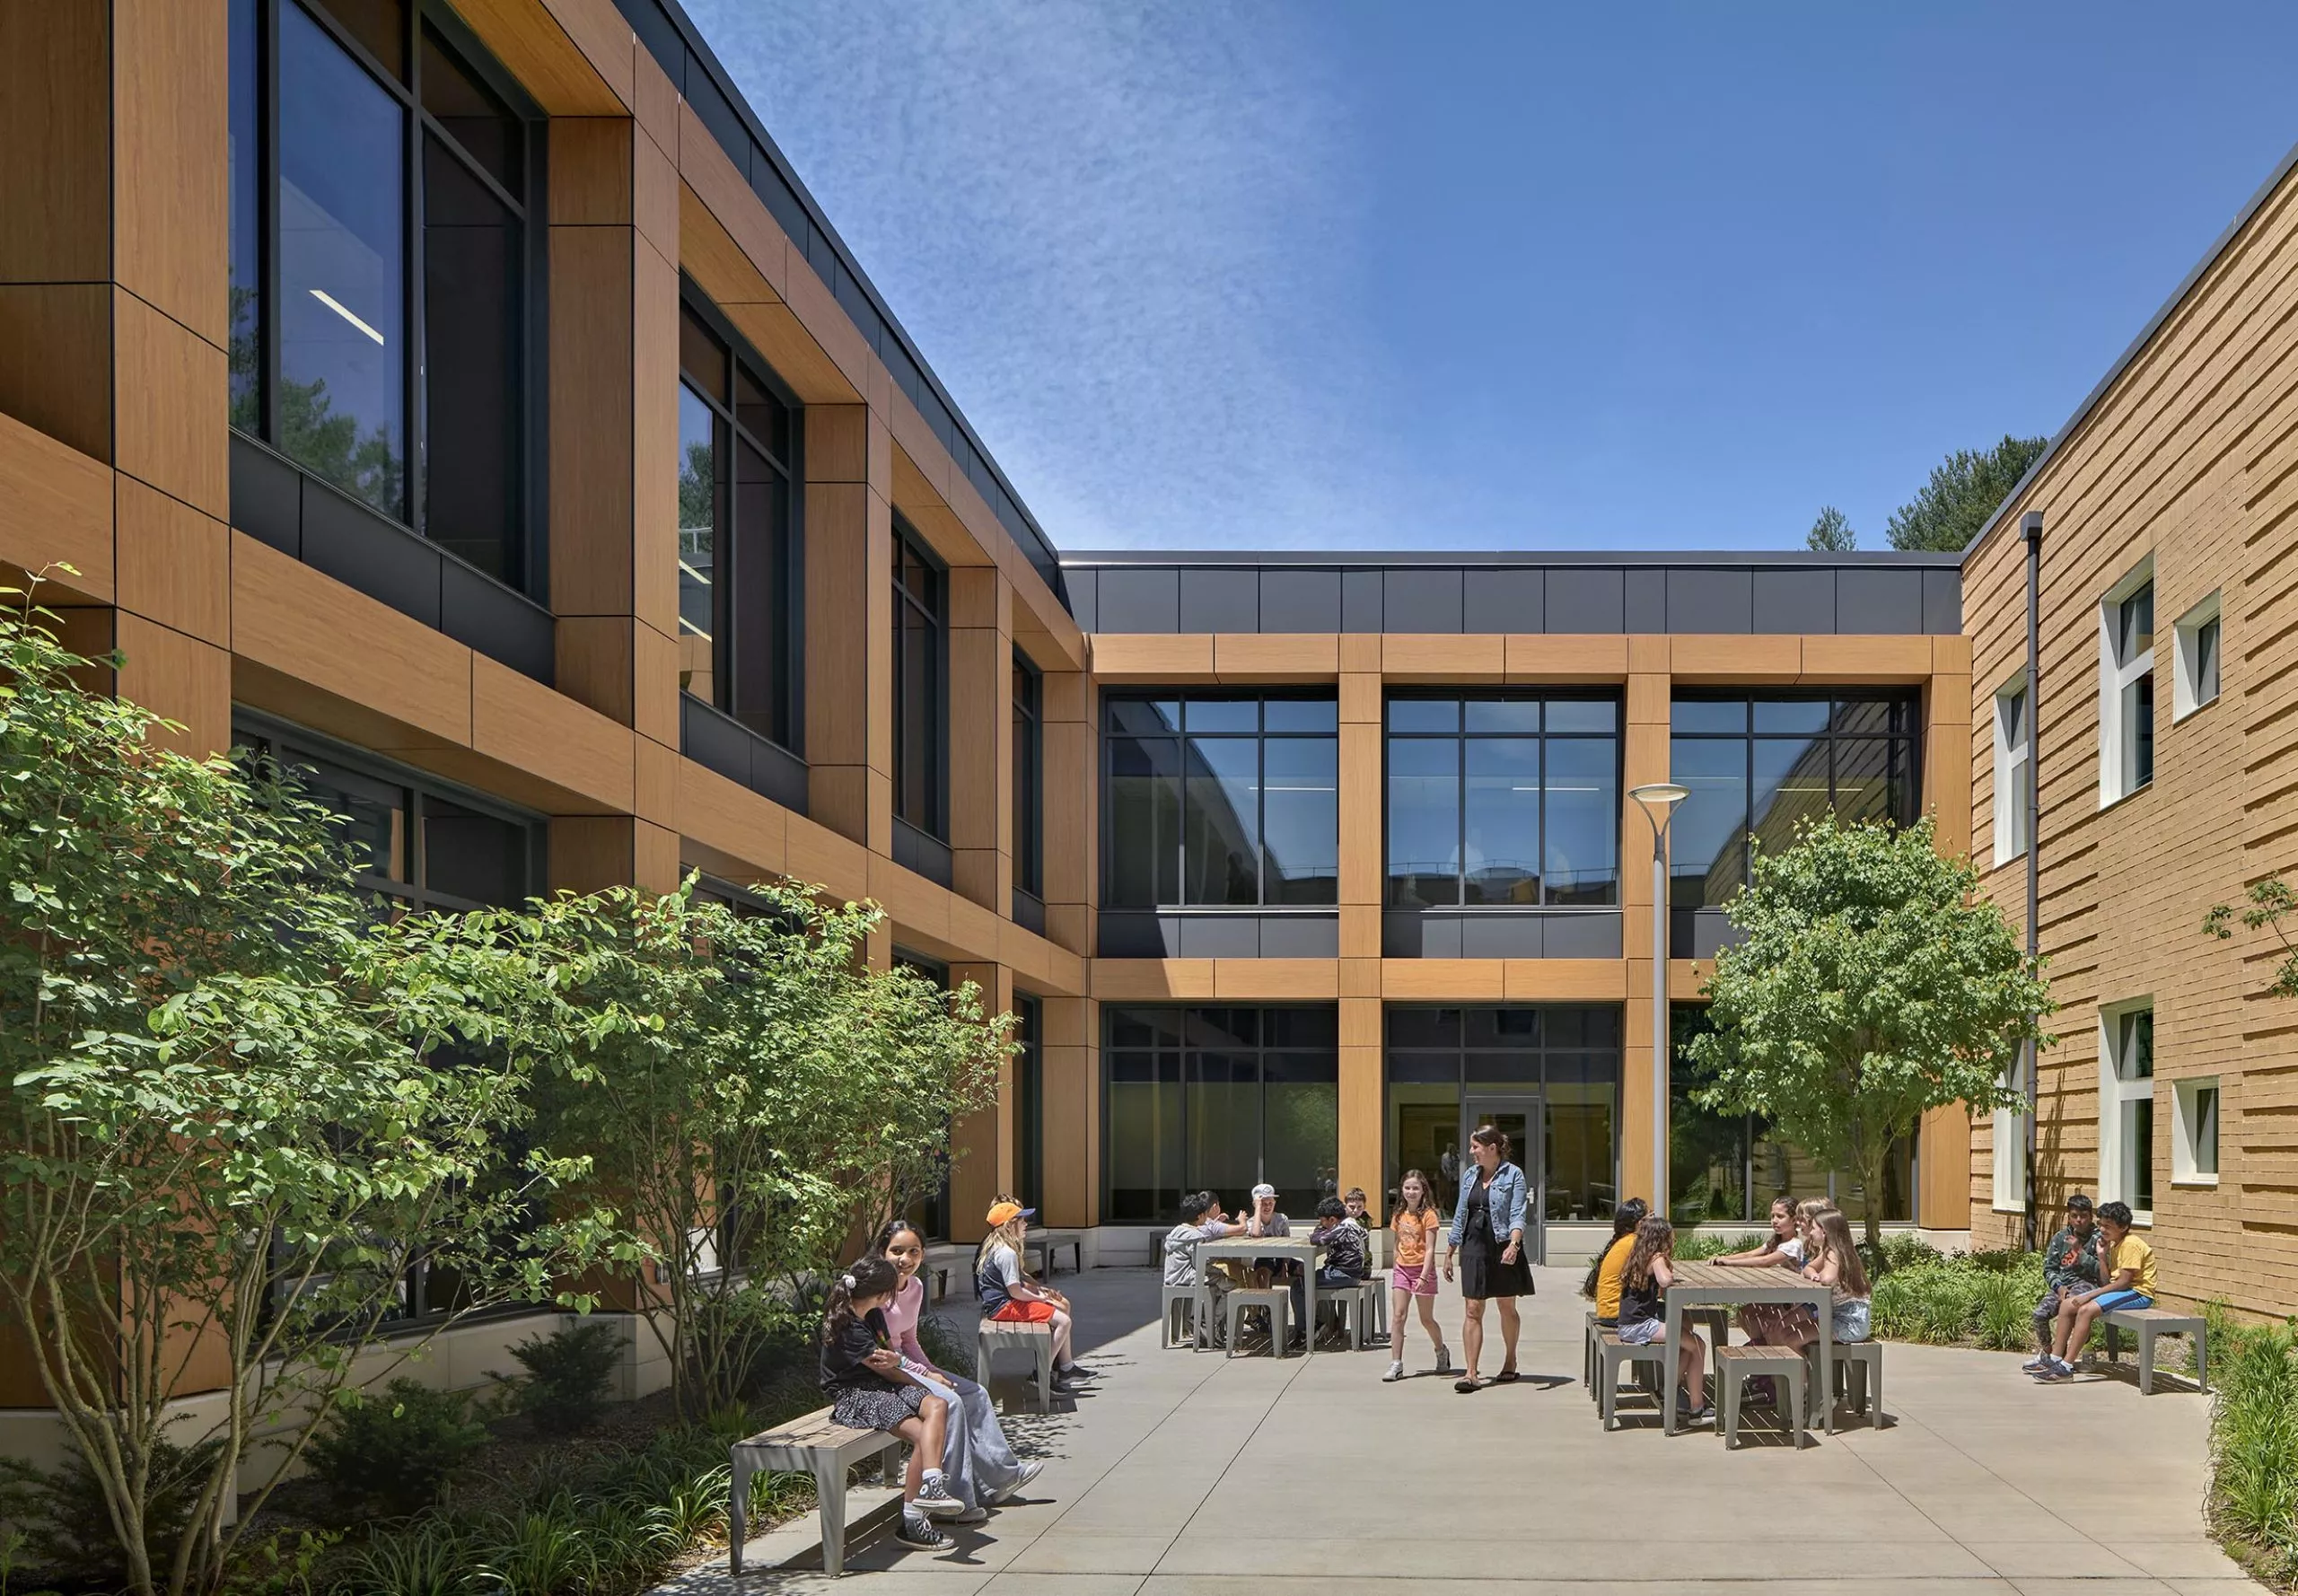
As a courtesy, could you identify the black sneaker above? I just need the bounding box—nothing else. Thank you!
[895,1514,949,1549]
[912,1478,964,1518]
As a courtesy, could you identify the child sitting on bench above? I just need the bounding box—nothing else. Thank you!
[2034,1198,2155,1381]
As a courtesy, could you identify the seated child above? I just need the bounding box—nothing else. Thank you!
[1580,1197,1649,1328]
[1343,1188,1372,1230]
[1615,1215,1710,1422]
[2022,1194,2101,1373]
[1162,1189,1246,1343]
[1303,1195,1371,1345]
[2034,1198,2154,1381]
[821,1257,964,1548]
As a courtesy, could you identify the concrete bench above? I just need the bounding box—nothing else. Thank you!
[1715,1344,1808,1449]
[2101,1307,2208,1395]
[1595,1330,1667,1430]
[730,1407,904,1578]
[977,1318,1056,1411]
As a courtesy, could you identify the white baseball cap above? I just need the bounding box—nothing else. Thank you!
[1250,1183,1277,1201]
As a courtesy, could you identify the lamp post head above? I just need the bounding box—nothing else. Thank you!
[1629,782,1690,831]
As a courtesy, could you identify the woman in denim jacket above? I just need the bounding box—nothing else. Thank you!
[1442,1123,1533,1392]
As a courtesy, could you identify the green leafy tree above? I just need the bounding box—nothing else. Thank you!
[0,576,615,1596]
[1805,505,1856,551]
[1886,434,2048,552]
[2204,879,2298,998]
[514,882,1012,1419]
[1687,815,2054,1250]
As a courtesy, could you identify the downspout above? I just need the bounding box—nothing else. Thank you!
[2022,511,2044,1254]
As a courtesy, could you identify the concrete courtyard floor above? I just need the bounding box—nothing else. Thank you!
[671,1264,2259,1596]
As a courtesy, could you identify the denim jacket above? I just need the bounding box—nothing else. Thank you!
[1448,1162,1530,1249]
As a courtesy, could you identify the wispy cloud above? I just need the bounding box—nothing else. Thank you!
[686,0,1395,550]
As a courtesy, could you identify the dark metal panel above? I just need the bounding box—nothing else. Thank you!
[1461,913,1546,957]
[680,693,752,788]
[1623,568,1665,632]
[1012,888,1046,936]
[750,160,808,243]
[892,818,953,888]
[1257,914,1339,957]
[1066,568,1098,632]
[1342,569,1384,633]
[1094,567,1180,633]
[300,479,442,629]
[1547,567,1625,634]
[1668,568,1753,632]
[229,434,301,557]
[682,54,749,179]
[1461,567,1543,634]
[1179,568,1259,634]
[1175,915,1262,957]
[1539,910,1623,958]
[1923,568,1963,634]
[441,563,553,685]
[749,736,810,813]
[1384,910,1462,958]
[1382,568,1463,633]
[1258,568,1341,632]
[1752,568,1837,634]
[614,0,684,90]
[1837,567,1925,634]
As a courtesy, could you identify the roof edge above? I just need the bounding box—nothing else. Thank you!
[1061,548,1962,569]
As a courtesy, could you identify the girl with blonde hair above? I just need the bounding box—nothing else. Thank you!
[976,1197,1091,1394]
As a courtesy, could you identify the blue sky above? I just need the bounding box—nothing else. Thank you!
[688,0,2298,554]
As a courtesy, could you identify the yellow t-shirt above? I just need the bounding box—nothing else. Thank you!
[1595,1233,1636,1320]
[1390,1206,1441,1268]
[2111,1233,2158,1298]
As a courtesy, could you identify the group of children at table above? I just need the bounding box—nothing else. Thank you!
[1160,1182,1382,1354]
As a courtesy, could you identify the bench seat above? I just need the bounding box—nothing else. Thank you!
[730,1407,905,1577]
[2101,1307,2208,1395]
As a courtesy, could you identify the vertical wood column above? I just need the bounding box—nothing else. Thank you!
[1340,995,1383,1208]
[948,569,1011,911]
[548,113,680,890]
[1619,644,1673,1206]
[1040,668,1092,954]
[1041,995,1100,1228]
[803,407,891,852]
[1338,636,1386,1202]
[947,961,1013,1241]
[1919,662,1977,1228]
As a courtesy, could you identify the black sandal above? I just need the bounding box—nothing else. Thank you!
[1494,1370,1520,1384]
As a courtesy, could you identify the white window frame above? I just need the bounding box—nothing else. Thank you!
[2172,1075,2220,1187]
[2098,559,2156,806]
[1992,1050,2030,1213]
[2099,999,2155,1224]
[2172,591,2223,721]
[1993,671,2031,866]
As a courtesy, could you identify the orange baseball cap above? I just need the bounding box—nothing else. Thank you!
[986,1201,1037,1227]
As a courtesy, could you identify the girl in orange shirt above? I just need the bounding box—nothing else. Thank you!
[1383,1170,1452,1382]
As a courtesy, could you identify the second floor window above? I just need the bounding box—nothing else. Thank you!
[1102,694,1338,909]
[1013,653,1043,897]
[2101,576,2155,802]
[678,295,799,750]
[1386,694,1620,909]
[229,0,539,587]
[893,522,947,839]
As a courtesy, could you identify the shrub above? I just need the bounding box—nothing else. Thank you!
[497,1320,624,1436]
[327,1520,469,1596]
[305,1380,490,1520]
[2207,1316,2298,1577]
[0,1434,218,1588]
[1673,1232,1763,1261]
[916,1311,977,1379]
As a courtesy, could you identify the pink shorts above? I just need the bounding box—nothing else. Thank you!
[1391,1261,1439,1298]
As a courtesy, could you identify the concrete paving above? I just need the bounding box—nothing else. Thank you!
[667,1264,2259,1595]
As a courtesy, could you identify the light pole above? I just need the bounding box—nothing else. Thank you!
[1630,782,1690,1215]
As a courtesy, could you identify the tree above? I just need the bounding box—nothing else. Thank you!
[515,881,1011,1420]
[1886,434,2048,552]
[1686,815,2054,1250]
[1806,505,1856,551]
[2204,878,2298,998]
[0,578,614,1596]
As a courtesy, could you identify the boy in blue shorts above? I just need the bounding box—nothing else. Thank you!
[2034,1199,2156,1381]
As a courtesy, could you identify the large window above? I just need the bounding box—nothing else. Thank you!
[1013,653,1043,899]
[229,0,540,587]
[1102,1007,1338,1223]
[1013,995,1042,1214]
[1993,676,2030,866]
[892,522,947,840]
[2101,1003,2155,1220]
[1386,694,1619,908]
[678,295,800,750]
[1668,692,1918,951]
[2099,570,2155,804]
[1382,1006,1620,1223]
[1670,1005,1915,1225]
[1102,694,1338,908]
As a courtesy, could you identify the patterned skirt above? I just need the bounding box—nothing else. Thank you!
[829,1381,927,1433]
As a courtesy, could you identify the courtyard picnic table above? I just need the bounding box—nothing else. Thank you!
[1192,1235,1329,1354]
[1662,1258,1836,1436]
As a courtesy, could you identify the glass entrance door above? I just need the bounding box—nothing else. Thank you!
[1462,1094,1544,1265]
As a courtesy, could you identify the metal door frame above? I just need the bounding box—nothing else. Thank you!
[1462,1092,1545,1266]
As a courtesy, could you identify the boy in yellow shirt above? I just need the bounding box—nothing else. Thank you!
[2035,1199,2156,1381]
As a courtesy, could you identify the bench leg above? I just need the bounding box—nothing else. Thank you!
[1601,1356,1616,1431]
[1788,1364,1807,1449]
[815,1457,847,1577]
[2104,1320,2120,1366]
[2139,1328,2155,1396]
[729,1456,751,1575]
[1721,1368,1739,1449]
[2197,1328,2209,1393]
[1038,1342,1052,1411]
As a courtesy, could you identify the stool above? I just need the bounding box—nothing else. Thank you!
[1583,1311,1601,1398]
[1328,1280,1381,1350]
[1825,1340,1887,1425]
[1369,1271,1390,1337]
[975,1320,1055,1412]
[1595,1331,1666,1430]
[1162,1284,1201,1348]
[1225,1287,1292,1357]
[1715,1345,1808,1449]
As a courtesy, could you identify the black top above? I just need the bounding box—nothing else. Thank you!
[1311,1223,1368,1278]
[1618,1267,1662,1326]
[820,1306,899,1398]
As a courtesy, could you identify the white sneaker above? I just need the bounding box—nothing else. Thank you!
[954,1506,988,1524]
[1382,1360,1405,1382]
[990,1460,1045,1505]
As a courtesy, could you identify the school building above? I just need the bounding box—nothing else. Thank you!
[0,0,2292,1432]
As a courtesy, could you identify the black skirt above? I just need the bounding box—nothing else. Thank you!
[1457,1225,1535,1300]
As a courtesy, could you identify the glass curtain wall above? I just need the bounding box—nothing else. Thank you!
[1012,654,1043,897]
[1387,695,1620,907]
[1381,1006,1621,1222]
[892,523,947,838]
[1103,1008,1339,1223]
[1669,1004,1916,1224]
[677,295,799,748]
[1013,995,1042,1214]
[229,0,539,585]
[895,951,952,1239]
[1102,695,1338,908]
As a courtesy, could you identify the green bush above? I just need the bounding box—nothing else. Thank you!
[916,1311,978,1379]
[0,1434,219,1587]
[498,1320,625,1436]
[1673,1232,1763,1261]
[306,1379,490,1520]
[2206,1314,2298,1580]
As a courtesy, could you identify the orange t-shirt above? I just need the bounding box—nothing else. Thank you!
[1391,1206,1442,1268]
